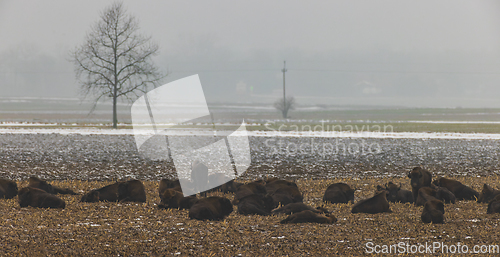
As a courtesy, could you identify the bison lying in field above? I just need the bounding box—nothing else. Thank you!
[351,191,392,214]
[158,188,197,209]
[408,167,432,204]
[323,183,355,204]
[421,199,445,224]
[234,181,267,201]
[415,187,438,206]
[18,187,65,208]
[377,182,413,203]
[188,196,233,221]
[80,180,146,203]
[207,173,239,194]
[0,178,18,199]
[487,195,500,214]
[433,177,478,201]
[478,184,500,203]
[28,176,78,195]
[237,194,275,215]
[280,210,337,224]
[272,203,329,215]
[158,179,182,197]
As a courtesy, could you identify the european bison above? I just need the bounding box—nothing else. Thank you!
[415,187,438,206]
[272,203,328,215]
[408,167,432,205]
[18,187,65,208]
[158,179,182,197]
[237,194,275,215]
[234,181,267,201]
[421,199,445,224]
[280,210,337,224]
[478,184,500,203]
[158,188,197,209]
[188,196,233,221]
[265,179,299,195]
[378,182,413,203]
[80,180,146,203]
[435,186,456,204]
[351,191,392,214]
[487,195,500,214]
[28,176,78,195]
[271,186,303,205]
[323,183,355,204]
[0,178,18,199]
[433,177,478,201]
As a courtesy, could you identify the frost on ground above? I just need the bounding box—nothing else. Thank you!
[0,133,500,181]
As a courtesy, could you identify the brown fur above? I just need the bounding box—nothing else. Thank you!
[408,167,432,205]
[158,188,196,209]
[415,187,438,206]
[81,180,146,203]
[421,199,445,224]
[237,194,276,216]
[323,183,355,204]
[272,203,328,215]
[0,178,18,199]
[188,196,233,221]
[18,187,65,208]
[433,177,478,201]
[478,184,500,203]
[382,182,414,203]
[351,191,392,214]
[234,181,267,201]
[28,176,78,195]
[280,210,337,224]
[487,195,500,214]
[158,179,181,197]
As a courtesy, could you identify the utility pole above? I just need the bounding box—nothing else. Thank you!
[282,60,287,118]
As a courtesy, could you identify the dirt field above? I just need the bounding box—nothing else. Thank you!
[1,176,499,256]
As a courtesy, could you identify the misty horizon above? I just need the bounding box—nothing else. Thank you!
[1,1,500,108]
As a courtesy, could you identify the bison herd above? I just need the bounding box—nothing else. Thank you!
[1,167,500,225]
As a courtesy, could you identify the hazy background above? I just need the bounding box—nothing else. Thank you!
[1,0,500,108]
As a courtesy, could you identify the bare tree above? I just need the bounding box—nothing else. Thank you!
[274,96,295,119]
[71,2,165,128]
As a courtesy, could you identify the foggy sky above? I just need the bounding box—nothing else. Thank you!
[1,0,500,108]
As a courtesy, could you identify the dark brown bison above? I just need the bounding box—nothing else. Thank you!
[158,179,182,197]
[487,195,500,214]
[158,188,197,209]
[323,183,355,204]
[18,187,65,208]
[265,179,298,194]
[280,210,337,224]
[415,187,438,206]
[188,196,233,221]
[234,181,267,201]
[433,177,478,201]
[271,186,303,205]
[237,194,276,215]
[272,202,329,215]
[408,167,432,204]
[28,177,78,195]
[80,180,146,203]
[377,182,413,203]
[351,191,392,214]
[421,199,445,224]
[0,178,18,199]
[435,186,456,204]
[478,184,500,203]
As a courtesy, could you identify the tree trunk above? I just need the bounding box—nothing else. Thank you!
[113,85,117,128]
